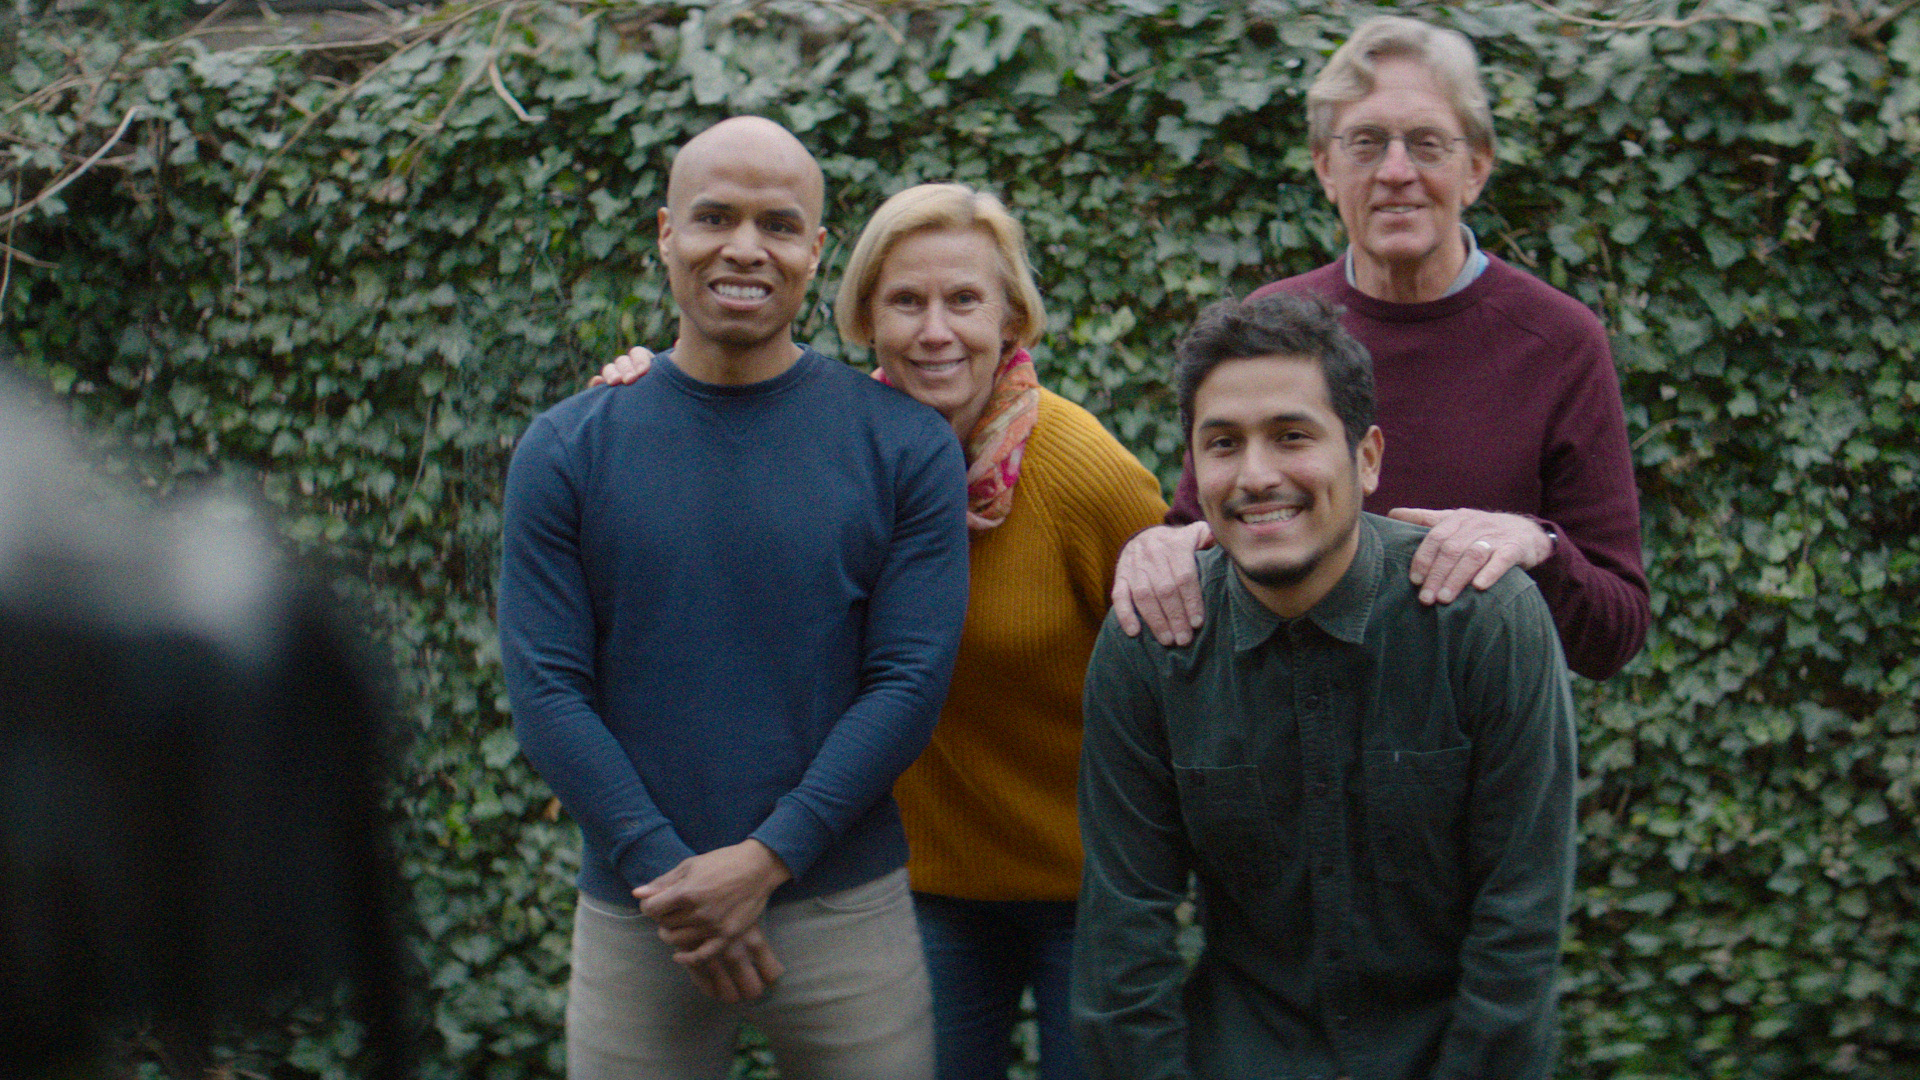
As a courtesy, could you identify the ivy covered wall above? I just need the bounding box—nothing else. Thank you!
[2,1,1917,1076]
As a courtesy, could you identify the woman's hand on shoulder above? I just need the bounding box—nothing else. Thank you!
[1111,521,1213,647]
[588,346,654,388]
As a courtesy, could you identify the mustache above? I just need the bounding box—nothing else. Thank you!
[1222,492,1309,517]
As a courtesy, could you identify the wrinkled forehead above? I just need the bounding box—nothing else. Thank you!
[1333,58,1464,132]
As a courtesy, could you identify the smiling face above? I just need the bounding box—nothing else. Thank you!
[869,227,1014,440]
[1312,56,1492,303]
[658,119,825,382]
[1193,354,1383,618]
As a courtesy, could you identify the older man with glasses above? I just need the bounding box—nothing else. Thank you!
[1113,14,1649,686]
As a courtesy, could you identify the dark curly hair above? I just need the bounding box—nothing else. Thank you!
[1174,290,1375,451]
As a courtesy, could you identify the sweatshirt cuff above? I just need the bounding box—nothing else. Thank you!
[613,821,698,892]
[1522,515,1575,589]
[750,796,835,884]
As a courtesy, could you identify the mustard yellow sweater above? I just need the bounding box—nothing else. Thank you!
[895,387,1167,901]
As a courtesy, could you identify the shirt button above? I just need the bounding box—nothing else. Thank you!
[1310,782,1329,797]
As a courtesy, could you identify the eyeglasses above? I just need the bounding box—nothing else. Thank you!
[1329,127,1470,168]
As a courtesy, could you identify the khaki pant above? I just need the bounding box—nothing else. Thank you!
[566,868,934,1080]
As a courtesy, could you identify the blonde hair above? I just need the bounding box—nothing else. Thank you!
[835,183,1046,350]
[1307,16,1496,156]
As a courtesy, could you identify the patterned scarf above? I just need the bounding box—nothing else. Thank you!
[874,348,1041,532]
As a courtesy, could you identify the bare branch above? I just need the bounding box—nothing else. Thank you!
[235,0,507,204]
[1,74,91,118]
[0,131,96,160]
[0,106,143,228]
[1092,69,1150,101]
[1520,0,1768,31]
[489,58,546,123]
[0,241,55,270]
[1853,0,1920,41]
[219,35,428,56]
[812,0,907,48]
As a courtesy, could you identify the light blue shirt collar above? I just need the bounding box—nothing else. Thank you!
[1343,224,1487,299]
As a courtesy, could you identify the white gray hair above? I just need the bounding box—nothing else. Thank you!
[1307,16,1496,156]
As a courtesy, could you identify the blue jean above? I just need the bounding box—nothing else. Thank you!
[913,892,1085,1080]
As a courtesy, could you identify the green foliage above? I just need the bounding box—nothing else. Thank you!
[3,0,204,40]
[3,0,1917,1075]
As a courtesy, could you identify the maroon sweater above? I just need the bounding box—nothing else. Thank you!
[1169,256,1649,679]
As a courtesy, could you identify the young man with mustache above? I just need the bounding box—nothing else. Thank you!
[1073,291,1578,1080]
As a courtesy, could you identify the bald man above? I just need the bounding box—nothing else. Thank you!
[500,117,968,1079]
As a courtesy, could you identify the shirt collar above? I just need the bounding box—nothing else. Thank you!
[1224,515,1384,652]
[1343,224,1488,299]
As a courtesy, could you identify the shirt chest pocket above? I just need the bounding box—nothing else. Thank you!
[1363,745,1471,886]
[1174,764,1285,895]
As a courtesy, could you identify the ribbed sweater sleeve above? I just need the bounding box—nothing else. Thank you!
[751,421,972,881]
[499,409,697,885]
[895,389,1167,901]
[1486,283,1648,681]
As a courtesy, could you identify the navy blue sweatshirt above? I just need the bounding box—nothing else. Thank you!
[499,347,970,906]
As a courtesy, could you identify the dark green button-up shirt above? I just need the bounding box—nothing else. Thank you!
[1073,513,1577,1080]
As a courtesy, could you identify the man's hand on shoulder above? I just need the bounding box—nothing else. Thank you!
[1111,521,1213,647]
[1389,507,1554,605]
[633,838,793,962]
[588,345,654,388]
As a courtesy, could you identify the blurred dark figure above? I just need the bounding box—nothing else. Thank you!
[0,370,410,1078]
